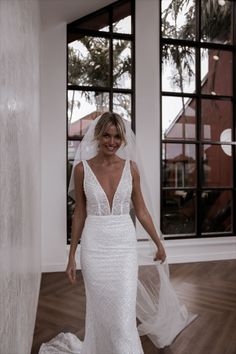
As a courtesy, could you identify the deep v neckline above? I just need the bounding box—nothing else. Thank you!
[85,159,127,214]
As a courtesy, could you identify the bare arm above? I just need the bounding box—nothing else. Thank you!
[131,161,166,263]
[66,162,87,283]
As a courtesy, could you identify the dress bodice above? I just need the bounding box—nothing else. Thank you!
[82,160,132,216]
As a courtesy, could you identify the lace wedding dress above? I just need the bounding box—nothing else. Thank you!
[39,159,196,354]
[39,159,144,354]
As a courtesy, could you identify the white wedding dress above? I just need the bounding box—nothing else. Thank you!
[39,159,196,354]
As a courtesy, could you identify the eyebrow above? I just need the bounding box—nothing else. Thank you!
[103,132,121,137]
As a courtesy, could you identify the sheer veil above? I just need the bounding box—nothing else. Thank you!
[69,114,197,348]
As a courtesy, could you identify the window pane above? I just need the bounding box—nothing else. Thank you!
[67,141,80,239]
[67,153,76,241]
[113,93,131,121]
[162,97,196,140]
[68,140,81,163]
[69,11,109,32]
[201,190,232,233]
[201,0,232,45]
[113,40,131,89]
[162,45,195,93]
[68,37,110,87]
[68,90,109,138]
[162,190,196,235]
[163,143,196,187]
[201,49,232,96]
[201,99,233,141]
[161,0,195,41]
[113,1,131,34]
[202,144,232,188]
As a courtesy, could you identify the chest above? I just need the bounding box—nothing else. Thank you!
[84,160,132,205]
[83,160,132,215]
[91,166,124,195]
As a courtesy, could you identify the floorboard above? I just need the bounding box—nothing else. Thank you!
[32,260,236,354]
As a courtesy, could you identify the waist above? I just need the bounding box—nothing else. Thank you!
[86,214,132,224]
[82,214,136,248]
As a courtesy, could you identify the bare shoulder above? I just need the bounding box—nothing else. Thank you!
[130,160,138,169]
[73,162,86,202]
[130,160,140,178]
[74,161,84,178]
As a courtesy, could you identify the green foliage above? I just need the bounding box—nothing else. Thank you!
[201,0,231,43]
[68,36,131,118]
[162,0,231,92]
[162,0,195,40]
[68,37,131,87]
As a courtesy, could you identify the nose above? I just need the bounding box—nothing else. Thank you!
[109,136,115,145]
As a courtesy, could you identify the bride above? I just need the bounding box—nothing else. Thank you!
[39,112,196,354]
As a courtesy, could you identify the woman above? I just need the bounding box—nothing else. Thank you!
[39,112,196,354]
[67,112,166,353]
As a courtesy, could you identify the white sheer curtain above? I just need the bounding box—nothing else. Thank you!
[0,1,41,353]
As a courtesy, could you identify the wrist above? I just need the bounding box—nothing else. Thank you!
[69,254,75,262]
[155,238,162,247]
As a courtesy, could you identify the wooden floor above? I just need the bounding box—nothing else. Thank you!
[32,260,236,354]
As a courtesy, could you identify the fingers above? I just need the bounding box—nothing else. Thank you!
[160,252,166,263]
[153,251,166,263]
[72,268,77,282]
[153,255,161,262]
[66,267,78,284]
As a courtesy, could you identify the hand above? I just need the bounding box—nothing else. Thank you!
[153,242,166,263]
[66,258,78,284]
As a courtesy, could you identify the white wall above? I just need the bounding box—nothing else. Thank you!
[0,1,41,353]
[135,0,160,236]
[40,19,68,272]
[41,0,236,272]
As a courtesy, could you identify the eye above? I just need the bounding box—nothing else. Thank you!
[115,135,121,139]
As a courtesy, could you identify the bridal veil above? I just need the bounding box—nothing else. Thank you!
[69,113,197,348]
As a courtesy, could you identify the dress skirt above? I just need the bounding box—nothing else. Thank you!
[80,214,144,354]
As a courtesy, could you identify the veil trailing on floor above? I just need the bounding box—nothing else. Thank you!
[67,113,197,348]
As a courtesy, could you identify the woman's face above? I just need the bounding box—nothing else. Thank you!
[98,124,122,156]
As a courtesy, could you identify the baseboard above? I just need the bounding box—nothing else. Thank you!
[42,263,68,273]
[42,236,236,272]
[163,236,236,264]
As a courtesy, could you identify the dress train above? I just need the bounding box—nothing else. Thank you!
[39,160,196,353]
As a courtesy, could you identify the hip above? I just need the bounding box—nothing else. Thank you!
[81,214,136,250]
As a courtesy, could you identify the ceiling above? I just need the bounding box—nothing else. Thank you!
[39,0,117,26]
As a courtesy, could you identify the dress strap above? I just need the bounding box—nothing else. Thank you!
[81,160,88,183]
[82,160,88,171]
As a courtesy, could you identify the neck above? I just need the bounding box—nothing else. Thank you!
[96,151,118,164]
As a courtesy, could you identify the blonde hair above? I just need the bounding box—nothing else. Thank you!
[94,112,127,145]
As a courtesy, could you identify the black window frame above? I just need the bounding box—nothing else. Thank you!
[160,0,236,239]
[66,0,135,243]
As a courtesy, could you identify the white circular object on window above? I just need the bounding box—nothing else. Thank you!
[220,128,232,156]
[218,0,226,6]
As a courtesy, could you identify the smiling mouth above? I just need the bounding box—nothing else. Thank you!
[106,146,117,151]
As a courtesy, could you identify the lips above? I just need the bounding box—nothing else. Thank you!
[106,146,117,152]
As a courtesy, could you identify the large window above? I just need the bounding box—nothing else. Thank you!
[161,0,235,238]
[67,0,135,242]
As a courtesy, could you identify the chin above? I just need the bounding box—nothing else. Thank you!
[102,146,120,155]
[104,149,117,155]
